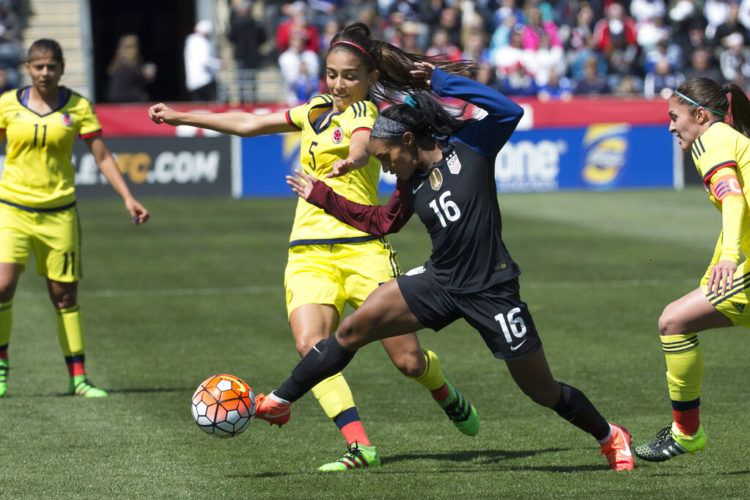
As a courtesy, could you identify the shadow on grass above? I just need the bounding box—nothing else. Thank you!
[228,448,612,479]
[44,386,192,397]
[105,387,192,395]
[384,447,567,465]
[724,469,750,476]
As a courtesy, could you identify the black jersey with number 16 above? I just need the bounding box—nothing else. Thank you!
[306,68,525,292]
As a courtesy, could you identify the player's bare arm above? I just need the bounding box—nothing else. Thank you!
[148,104,293,137]
[86,136,150,225]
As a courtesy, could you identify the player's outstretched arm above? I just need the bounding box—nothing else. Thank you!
[86,136,150,225]
[286,171,413,236]
[147,103,293,137]
[328,129,372,178]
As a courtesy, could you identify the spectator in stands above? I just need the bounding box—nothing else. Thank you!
[683,46,724,81]
[106,34,156,103]
[644,38,681,75]
[718,31,750,88]
[278,29,320,105]
[564,1,595,54]
[228,1,267,104]
[494,0,525,28]
[713,1,749,48]
[489,12,519,56]
[613,73,643,95]
[643,59,685,98]
[431,5,462,47]
[536,67,574,101]
[669,0,703,48]
[704,0,734,41]
[276,1,320,54]
[184,20,221,102]
[521,5,562,51]
[496,60,537,96]
[462,32,490,65]
[0,0,21,70]
[526,31,566,87]
[492,28,529,79]
[630,0,667,25]
[636,14,672,56]
[593,3,639,56]
[319,19,341,53]
[574,55,611,95]
[425,28,461,62]
[593,3,640,88]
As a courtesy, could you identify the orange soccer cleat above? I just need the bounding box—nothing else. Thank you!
[600,423,635,471]
[254,393,292,427]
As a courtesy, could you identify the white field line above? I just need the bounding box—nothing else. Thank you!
[16,278,696,300]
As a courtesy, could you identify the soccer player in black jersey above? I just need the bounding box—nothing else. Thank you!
[255,62,634,471]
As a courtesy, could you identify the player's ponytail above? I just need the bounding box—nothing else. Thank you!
[725,83,750,138]
[375,42,476,101]
[328,23,477,103]
[372,92,465,142]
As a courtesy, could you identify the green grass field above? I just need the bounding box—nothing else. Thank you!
[1,188,748,498]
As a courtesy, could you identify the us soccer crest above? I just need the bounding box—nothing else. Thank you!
[332,126,343,144]
[447,151,461,174]
[429,169,443,190]
[61,113,73,126]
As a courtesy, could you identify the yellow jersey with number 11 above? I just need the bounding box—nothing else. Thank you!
[285,95,381,245]
[0,87,102,210]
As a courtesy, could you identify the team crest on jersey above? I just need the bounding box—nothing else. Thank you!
[429,168,443,190]
[61,113,73,126]
[332,126,343,144]
[446,151,461,174]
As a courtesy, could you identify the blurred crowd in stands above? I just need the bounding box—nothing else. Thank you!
[0,0,29,93]
[226,0,750,104]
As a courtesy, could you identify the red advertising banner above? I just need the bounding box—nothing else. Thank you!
[95,98,669,137]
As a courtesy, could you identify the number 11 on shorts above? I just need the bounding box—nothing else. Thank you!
[495,307,527,344]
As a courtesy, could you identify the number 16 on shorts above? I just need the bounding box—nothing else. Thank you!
[495,307,528,350]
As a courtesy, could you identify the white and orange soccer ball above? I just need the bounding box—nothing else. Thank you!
[191,374,256,438]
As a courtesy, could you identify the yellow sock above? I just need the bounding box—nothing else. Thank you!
[0,301,12,349]
[311,372,356,419]
[56,305,84,356]
[662,334,703,403]
[410,349,447,391]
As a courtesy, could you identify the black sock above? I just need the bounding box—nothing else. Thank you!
[552,382,610,441]
[274,336,356,402]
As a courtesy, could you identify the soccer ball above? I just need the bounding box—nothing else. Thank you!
[191,374,256,438]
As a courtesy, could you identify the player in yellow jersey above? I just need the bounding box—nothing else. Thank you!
[149,23,479,471]
[0,39,149,399]
[636,78,750,461]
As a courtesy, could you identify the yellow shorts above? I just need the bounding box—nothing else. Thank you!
[701,258,750,326]
[284,238,400,318]
[0,202,81,282]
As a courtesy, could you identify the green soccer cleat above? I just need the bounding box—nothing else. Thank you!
[0,360,7,398]
[634,423,707,462]
[318,443,381,472]
[441,383,480,436]
[69,376,109,398]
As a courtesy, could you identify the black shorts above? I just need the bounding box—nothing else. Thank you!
[396,270,542,360]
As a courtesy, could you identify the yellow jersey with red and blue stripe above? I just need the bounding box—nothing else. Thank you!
[0,87,101,210]
[285,94,380,245]
[692,121,750,210]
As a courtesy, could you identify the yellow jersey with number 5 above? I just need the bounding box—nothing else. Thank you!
[0,87,102,209]
[285,95,381,245]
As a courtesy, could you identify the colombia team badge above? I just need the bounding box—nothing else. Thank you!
[61,113,73,126]
[332,126,343,144]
